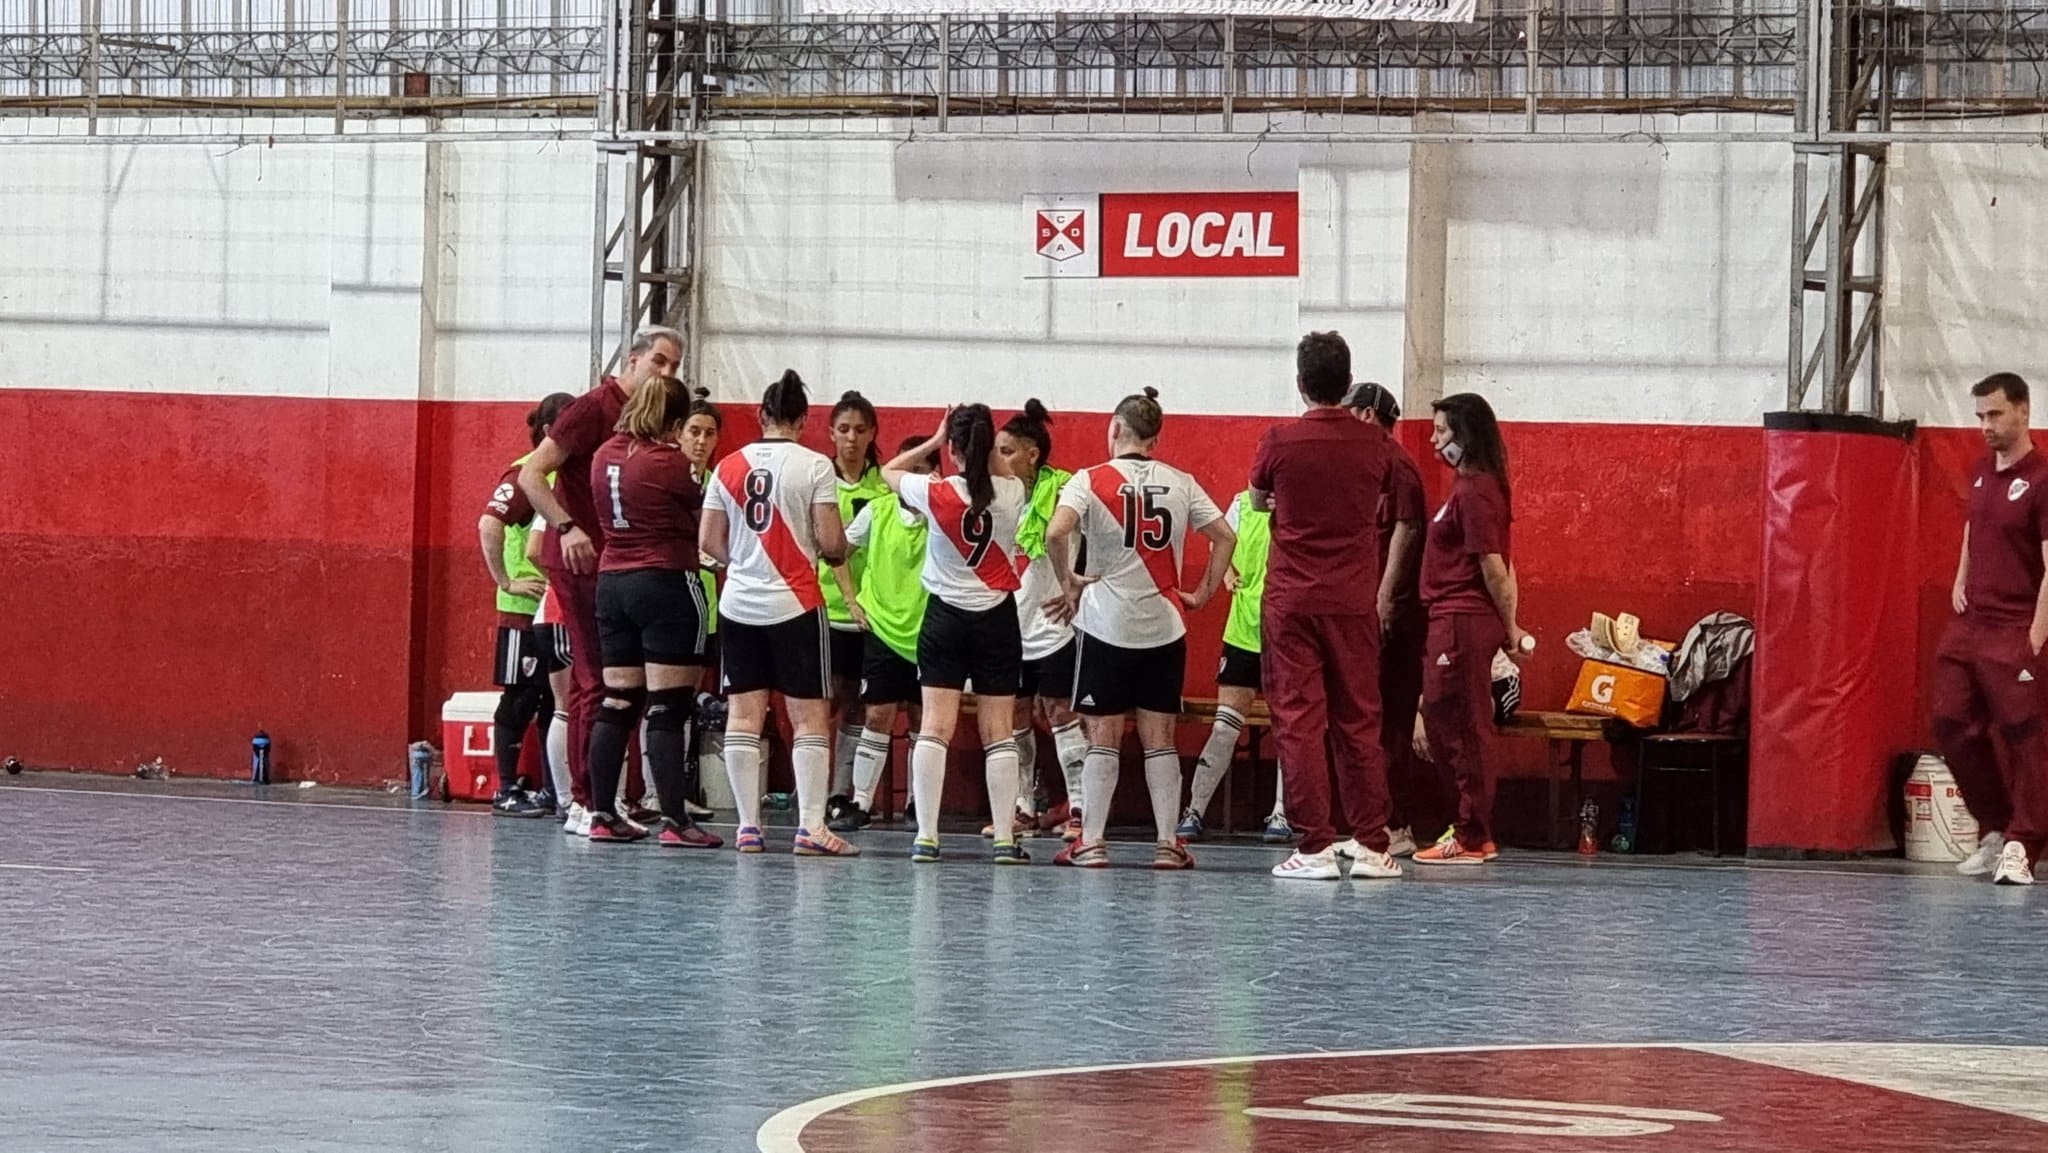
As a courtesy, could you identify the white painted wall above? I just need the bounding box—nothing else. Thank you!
[5,114,2039,428]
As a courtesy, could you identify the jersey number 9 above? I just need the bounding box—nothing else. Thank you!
[1119,484,1173,551]
[742,469,776,533]
[960,507,994,567]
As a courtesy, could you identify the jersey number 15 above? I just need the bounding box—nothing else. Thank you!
[1119,484,1173,551]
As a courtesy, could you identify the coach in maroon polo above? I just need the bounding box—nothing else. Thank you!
[1250,331,1425,881]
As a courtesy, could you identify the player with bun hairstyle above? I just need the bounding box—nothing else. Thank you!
[478,392,576,818]
[820,391,891,822]
[699,370,863,857]
[580,376,722,847]
[1045,387,1236,869]
[671,386,723,819]
[992,398,1090,840]
[883,405,1032,864]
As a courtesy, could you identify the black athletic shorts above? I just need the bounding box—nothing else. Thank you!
[1215,641,1264,691]
[860,633,921,706]
[721,608,831,700]
[1017,637,1078,700]
[830,626,865,687]
[918,595,1022,695]
[493,625,567,687]
[1072,631,1186,716]
[597,567,710,669]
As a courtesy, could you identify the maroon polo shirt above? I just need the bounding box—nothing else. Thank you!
[591,433,703,574]
[1420,471,1512,617]
[1249,407,1421,617]
[1378,440,1428,613]
[482,464,539,628]
[1964,446,2048,628]
[537,377,629,571]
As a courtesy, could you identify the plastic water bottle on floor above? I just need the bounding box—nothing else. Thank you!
[1577,800,1599,856]
[1611,796,1638,854]
[251,730,272,785]
[763,792,795,811]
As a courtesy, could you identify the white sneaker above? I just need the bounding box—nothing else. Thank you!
[1271,849,1341,880]
[683,799,715,819]
[1958,831,2007,876]
[561,802,588,836]
[573,805,594,837]
[1348,847,1404,880]
[1386,826,1418,858]
[1331,838,1365,859]
[1992,840,2035,886]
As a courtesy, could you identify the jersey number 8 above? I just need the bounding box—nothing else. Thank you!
[742,468,776,532]
[1119,483,1174,551]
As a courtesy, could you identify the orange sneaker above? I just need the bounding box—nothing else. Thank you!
[1413,837,1498,866]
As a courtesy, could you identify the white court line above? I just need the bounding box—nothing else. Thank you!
[0,783,495,818]
[0,862,91,873]
[753,1041,2038,1153]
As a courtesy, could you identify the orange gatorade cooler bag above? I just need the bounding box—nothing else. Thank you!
[1566,659,1666,728]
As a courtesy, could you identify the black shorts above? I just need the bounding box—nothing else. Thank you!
[1017,637,1078,700]
[1215,641,1264,691]
[830,626,865,686]
[492,625,566,687]
[721,608,831,700]
[918,595,1022,695]
[1072,631,1186,716]
[860,634,921,706]
[597,568,710,668]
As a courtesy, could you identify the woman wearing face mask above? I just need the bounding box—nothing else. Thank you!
[1411,392,1529,867]
[821,392,889,819]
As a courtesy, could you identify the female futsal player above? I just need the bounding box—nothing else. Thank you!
[821,392,890,809]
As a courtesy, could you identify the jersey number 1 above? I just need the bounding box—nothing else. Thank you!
[1119,484,1173,551]
[606,464,629,530]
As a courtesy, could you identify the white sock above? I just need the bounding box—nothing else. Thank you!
[1052,720,1088,813]
[851,727,892,810]
[724,731,764,829]
[1013,727,1038,816]
[831,722,861,797]
[1271,761,1287,821]
[1144,748,1183,845]
[793,733,831,832]
[986,738,1021,845]
[634,717,657,810]
[1188,707,1244,817]
[1081,745,1119,846]
[911,734,948,843]
[546,710,571,801]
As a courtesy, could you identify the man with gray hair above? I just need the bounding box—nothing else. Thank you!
[519,326,684,834]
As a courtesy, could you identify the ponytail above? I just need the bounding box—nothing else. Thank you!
[760,369,810,430]
[949,403,998,515]
[528,392,576,448]
[616,375,691,440]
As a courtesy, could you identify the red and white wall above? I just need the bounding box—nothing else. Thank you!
[4,114,2046,810]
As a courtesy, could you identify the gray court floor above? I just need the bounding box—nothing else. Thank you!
[2,774,2044,1152]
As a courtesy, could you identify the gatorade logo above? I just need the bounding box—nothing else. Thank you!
[1592,674,1618,704]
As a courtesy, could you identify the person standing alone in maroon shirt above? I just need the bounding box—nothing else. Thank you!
[518,326,682,832]
[1934,371,2048,886]
[1250,332,1424,882]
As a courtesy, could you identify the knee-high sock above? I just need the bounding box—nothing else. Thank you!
[852,727,893,810]
[986,738,1022,844]
[1081,745,1120,846]
[724,731,764,830]
[793,733,832,833]
[1271,761,1287,821]
[1013,727,1039,816]
[546,710,572,803]
[1187,706,1245,817]
[1052,720,1088,812]
[911,734,948,843]
[1144,748,1183,845]
[643,690,696,823]
[587,696,642,819]
[635,717,658,809]
[831,722,861,798]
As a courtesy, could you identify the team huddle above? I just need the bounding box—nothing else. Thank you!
[475,326,1529,880]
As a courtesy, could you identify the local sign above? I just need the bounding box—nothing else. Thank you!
[1026,191,1299,279]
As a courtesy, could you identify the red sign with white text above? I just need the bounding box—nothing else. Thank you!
[1099,191,1299,277]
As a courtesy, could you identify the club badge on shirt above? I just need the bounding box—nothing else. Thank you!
[2011,478,2031,502]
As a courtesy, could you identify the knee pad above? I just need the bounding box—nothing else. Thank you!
[644,688,696,734]
[493,682,541,728]
[595,685,648,730]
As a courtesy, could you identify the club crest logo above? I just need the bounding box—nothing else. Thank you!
[1036,210,1087,261]
[2011,478,2030,502]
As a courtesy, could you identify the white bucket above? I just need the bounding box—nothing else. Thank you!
[1903,754,1979,863]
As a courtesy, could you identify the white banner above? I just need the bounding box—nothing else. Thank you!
[809,1,1475,23]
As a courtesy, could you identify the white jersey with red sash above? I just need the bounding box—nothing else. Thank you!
[704,439,837,627]
[1057,455,1225,648]
[898,472,1026,612]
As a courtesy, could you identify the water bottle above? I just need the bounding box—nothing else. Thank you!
[251,730,272,785]
[1577,799,1599,856]
[408,742,435,799]
[763,791,795,811]
[1611,795,1639,854]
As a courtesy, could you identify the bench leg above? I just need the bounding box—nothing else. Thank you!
[1547,740,1563,850]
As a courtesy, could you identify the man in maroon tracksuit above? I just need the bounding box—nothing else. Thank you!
[1251,332,1424,881]
[518,326,683,827]
[1934,371,2048,887]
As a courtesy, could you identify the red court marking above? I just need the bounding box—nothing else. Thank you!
[762,1044,2047,1153]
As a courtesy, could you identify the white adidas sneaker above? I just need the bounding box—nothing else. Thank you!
[1385,826,1418,858]
[1958,831,2007,877]
[1992,840,2035,886]
[1271,849,1341,880]
[1348,846,1404,880]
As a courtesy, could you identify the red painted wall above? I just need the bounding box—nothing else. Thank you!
[0,386,1986,835]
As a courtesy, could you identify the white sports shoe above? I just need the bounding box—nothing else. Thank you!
[1958,831,2007,877]
[1331,838,1365,859]
[561,802,588,836]
[1271,849,1341,880]
[1348,847,1404,880]
[1385,826,1418,858]
[1992,840,2035,886]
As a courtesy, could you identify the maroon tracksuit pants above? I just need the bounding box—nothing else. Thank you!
[1421,611,1507,848]
[1379,604,1427,831]
[1265,608,1391,855]
[547,565,603,810]
[1931,617,2048,862]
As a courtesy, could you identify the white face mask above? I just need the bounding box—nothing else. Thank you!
[1439,440,1465,468]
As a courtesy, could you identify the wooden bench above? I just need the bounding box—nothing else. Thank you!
[1498,710,1626,849]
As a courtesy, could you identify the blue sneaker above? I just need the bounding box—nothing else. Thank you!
[910,838,942,864]
[1261,813,1295,844]
[992,840,1030,865]
[1176,807,1205,841]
